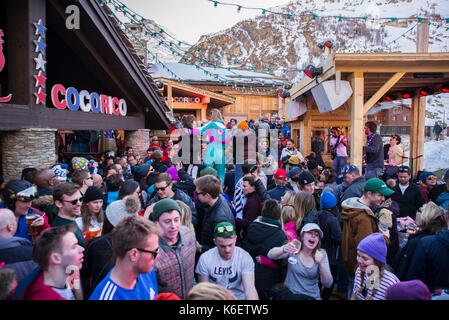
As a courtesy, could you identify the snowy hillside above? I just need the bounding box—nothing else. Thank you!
[183,0,449,82]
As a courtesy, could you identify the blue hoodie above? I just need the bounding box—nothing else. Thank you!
[436,192,449,210]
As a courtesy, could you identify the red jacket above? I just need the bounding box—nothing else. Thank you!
[14,268,68,300]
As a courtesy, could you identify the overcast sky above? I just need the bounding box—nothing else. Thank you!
[119,0,292,44]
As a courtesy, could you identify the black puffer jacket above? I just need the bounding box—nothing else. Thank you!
[317,209,341,266]
[242,218,287,300]
[196,195,235,252]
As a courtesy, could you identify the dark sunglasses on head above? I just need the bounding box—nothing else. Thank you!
[62,197,84,205]
[398,167,410,173]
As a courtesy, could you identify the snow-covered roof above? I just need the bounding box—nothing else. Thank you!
[367,101,411,115]
[148,62,286,86]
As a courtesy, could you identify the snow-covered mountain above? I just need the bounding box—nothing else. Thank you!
[182,0,449,82]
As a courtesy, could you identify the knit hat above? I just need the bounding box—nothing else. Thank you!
[52,164,68,181]
[338,164,359,179]
[200,167,218,177]
[237,120,248,130]
[274,168,287,181]
[364,178,394,196]
[306,159,317,170]
[133,164,150,180]
[288,156,300,165]
[83,186,104,203]
[150,198,181,222]
[320,192,337,209]
[357,232,387,264]
[72,157,88,170]
[300,223,323,239]
[298,171,315,186]
[214,222,236,238]
[386,280,431,300]
[166,167,180,181]
[288,166,302,180]
[105,195,141,227]
[419,171,436,182]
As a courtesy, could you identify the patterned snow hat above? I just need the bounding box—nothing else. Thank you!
[52,163,68,181]
[71,157,88,170]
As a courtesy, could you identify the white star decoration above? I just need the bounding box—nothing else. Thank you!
[34,53,46,72]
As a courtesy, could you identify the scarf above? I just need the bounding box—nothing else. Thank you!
[260,217,282,228]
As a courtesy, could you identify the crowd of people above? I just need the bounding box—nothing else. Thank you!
[0,108,448,301]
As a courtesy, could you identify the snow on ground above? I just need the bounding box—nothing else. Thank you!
[423,137,449,173]
[382,134,449,174]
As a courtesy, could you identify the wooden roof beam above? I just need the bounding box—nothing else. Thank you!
[363,72,405,115]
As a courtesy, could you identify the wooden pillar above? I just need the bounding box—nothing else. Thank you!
[167,84,173,114]
[349,72,364,172]
[299,95,312,156]
[408,21,429,177]
[410,96,426,177]
[200,106,207,121]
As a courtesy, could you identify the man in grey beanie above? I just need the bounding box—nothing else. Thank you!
[150,199,197,299]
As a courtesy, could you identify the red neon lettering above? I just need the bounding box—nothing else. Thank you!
[51,84,67,109]
[112,97,120,115]
[100,94,109,114]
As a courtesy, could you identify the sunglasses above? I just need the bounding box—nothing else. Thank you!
[427,175,437,180]
[155,185,169,192]
[216,225,234,233]
[61,197,84,205]
[398,167,410,173]
[196,190,207,196]
[126,247,160,259]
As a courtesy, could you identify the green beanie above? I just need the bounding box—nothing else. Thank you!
[213,222,236,238]
[150,198,181,221]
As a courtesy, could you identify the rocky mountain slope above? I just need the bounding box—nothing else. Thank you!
[181,0,449,82]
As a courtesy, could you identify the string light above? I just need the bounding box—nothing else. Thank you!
[104,0,448,92]
[205,0,448,23]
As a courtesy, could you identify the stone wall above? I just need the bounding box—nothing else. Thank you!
[124,129,150,159]
[1,129,57,181]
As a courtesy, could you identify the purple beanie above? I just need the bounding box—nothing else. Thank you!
[357,232,387,264]
[386,280,431,300]
[166,166,180,181]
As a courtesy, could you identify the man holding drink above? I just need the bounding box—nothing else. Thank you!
[2,180,50,242]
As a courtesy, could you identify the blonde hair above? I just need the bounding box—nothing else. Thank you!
[281,205,296,227]
[281,191,296,207]
[293,191,316,230]
[187,282,236,300]
[175,200,195,234]
[208,108,223,121]
[417,201,447,234]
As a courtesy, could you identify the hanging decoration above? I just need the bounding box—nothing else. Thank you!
[0,29,12,102]
[206,0,449,24]
[33,19,47,105]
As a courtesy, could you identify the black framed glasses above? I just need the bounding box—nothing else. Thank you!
[61,197,84,205]
[196,190,207,196]
[126,247,160,259]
